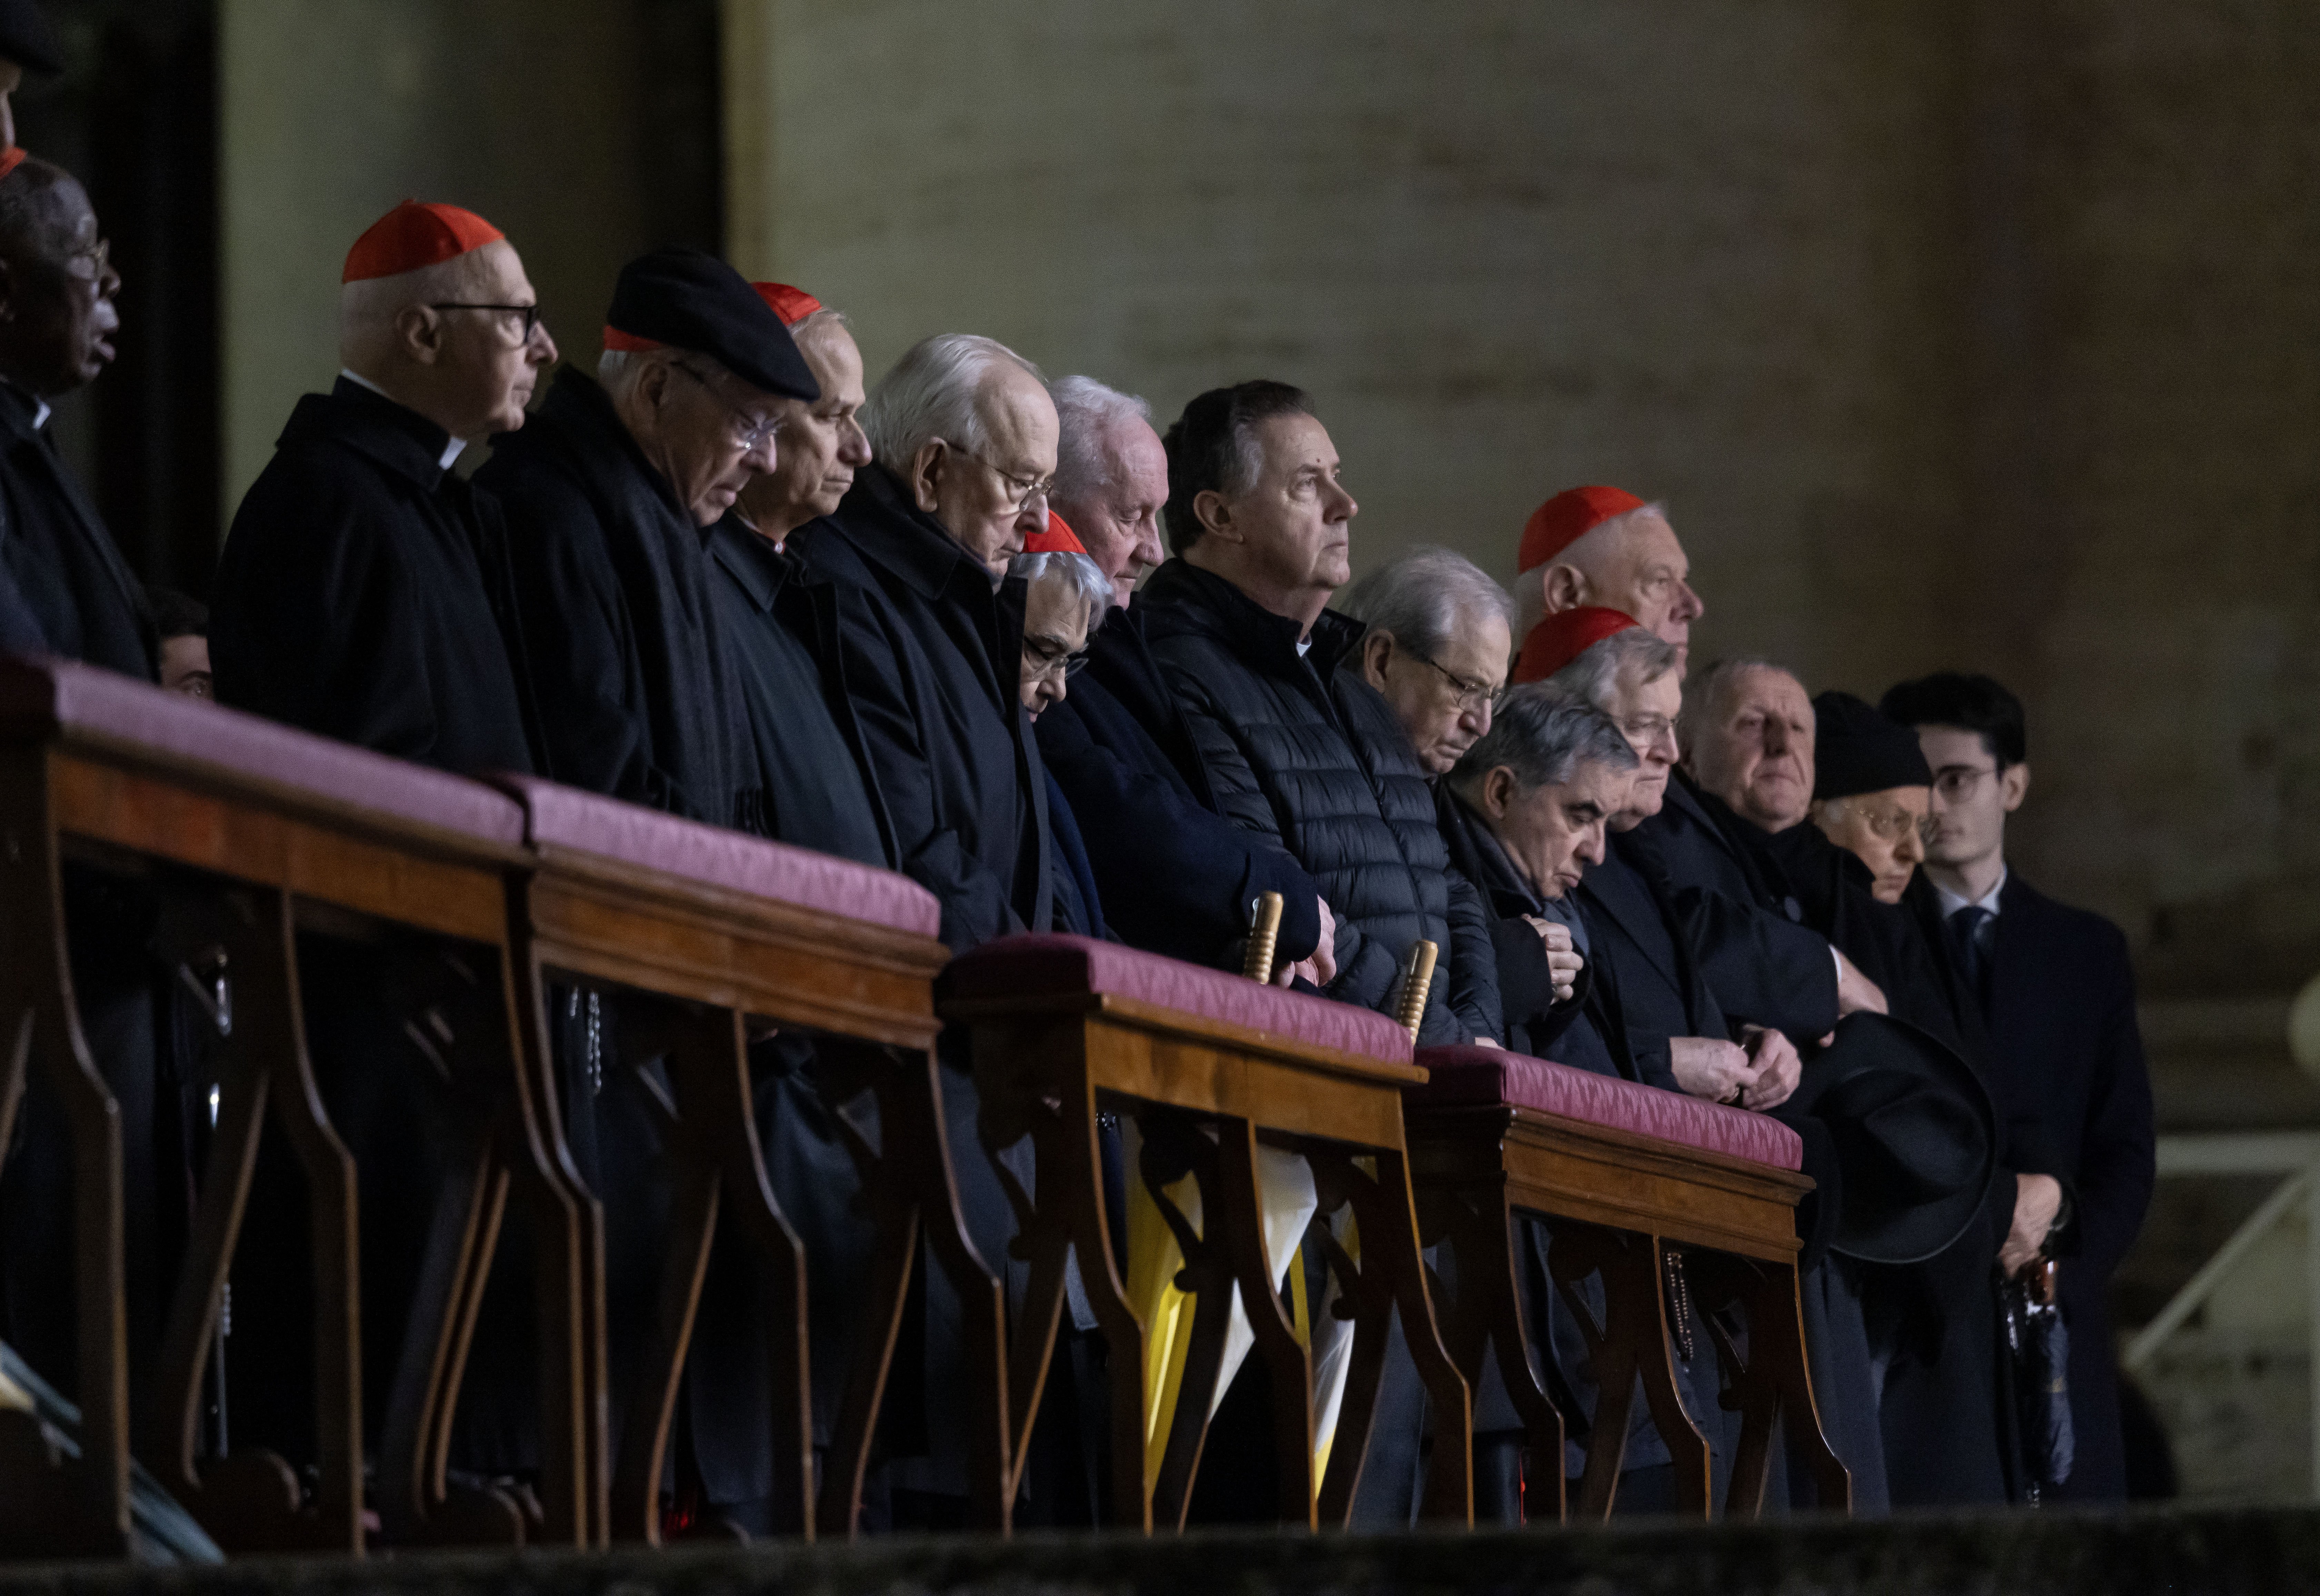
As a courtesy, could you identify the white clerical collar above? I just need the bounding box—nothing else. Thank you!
[27,396,48,429]
[1934,864,2007,922]
[1296,637,1312,658]
[340,368,466,469]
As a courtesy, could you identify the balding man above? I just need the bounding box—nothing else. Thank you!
[1033,376,1330,975]
[485,246,815,829]
[1510,486,1703,681]
[795,332,1059,1526]
[214,201,554,770]
[1629,655,1884,1040]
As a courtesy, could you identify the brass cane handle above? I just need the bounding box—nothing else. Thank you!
[1243,891,1285,984]
[1394,939,1439,1040]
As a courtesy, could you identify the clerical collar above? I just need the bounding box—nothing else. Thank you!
[0,379,50,430]
[339,368,466,469]
[1934,865,2007,922]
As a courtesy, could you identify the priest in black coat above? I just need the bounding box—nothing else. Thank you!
[208,200,564,1474]
[692,281,902,1529]
[793,331,1057,1524]
[482,246,817,833]
[0,151,181,1420]
[212,200,552,775]
[1747,690,2020,1509]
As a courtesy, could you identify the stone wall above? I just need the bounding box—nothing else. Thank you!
[721,0,2320,1009]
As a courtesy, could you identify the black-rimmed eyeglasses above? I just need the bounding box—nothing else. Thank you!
[430,301,546,343]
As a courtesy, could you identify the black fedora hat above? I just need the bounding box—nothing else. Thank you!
[1785,1011,1997,1265]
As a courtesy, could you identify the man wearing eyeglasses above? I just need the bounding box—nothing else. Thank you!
[214,201,555,776]
[484,245,815,829]
[1882,670,2153,1505]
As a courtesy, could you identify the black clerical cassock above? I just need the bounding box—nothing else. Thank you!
[212,375,541,774]
[210,370,551,1469]
[0,379,179,1431]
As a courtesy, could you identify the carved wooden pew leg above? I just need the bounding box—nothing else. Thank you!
[0,770,129,1555]
[1217,1124,1316,1528]
[1691,1252,1849,1517]
[1600,1230,1710,1517]
[1049,1090,1152,1533]
[1353,1147,1471,1525]
[1551,1225,1639,1520]
[1426,1187,1565,1525]
[150,887,363,1552]
[1144,1116,1233,1530]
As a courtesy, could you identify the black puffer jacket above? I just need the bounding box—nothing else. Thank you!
[1137,559,1499,1045]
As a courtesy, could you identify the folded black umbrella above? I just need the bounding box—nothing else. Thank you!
[2002,1258,2076,1501]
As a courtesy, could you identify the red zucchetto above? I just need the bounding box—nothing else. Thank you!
[342,200,505,283]
[0,147,27,183]
[751,282,824,328]
[1517,484,1648,573]
[1023,512,1087,555]
[1510,605,1638,685]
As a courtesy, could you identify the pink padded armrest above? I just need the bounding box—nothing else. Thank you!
[0,652,525,845]
[1413,1044,1803,1171]
[493,772,940,940]
[942,933,1415,1065]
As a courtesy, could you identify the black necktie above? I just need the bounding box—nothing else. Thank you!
[1948,905,1993,1000]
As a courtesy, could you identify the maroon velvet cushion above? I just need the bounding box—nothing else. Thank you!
[0,652,525,845]
[494,772,940,939]
[1413,1044,1803,1171]
[942,933,1414,1064]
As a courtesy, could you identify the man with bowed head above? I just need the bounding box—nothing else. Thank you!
[795,332,1057,1527]
[1034,374,1334,979]
[485,245,817,831]
[1137,379,1500,1047]
[213,200,554,772]
[707,282,890,867]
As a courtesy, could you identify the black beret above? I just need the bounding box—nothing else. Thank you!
[603,246,818,403]
[1812,691,1934,801]
[0,0,62,77]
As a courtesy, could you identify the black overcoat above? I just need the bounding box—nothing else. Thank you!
[480,368,758,829]
[1034,600,1324,970]
[1625,773,1840,1041]
[1432,785,1596,1067]
[1912,869,2155,1503]
[793,468,1050,952]
[1135,558,1499,1045]
[212,378,540,774]
[0,384,174,1430]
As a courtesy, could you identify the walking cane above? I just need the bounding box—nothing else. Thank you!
[1393,940,1439,1042]
[1243,891,1285,984]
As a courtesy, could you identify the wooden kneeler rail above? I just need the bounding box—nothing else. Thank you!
[486,775,1001,1543]
[1406,1047,1850,1523]
[0,657,596,1556]
[941,933,1474,1533]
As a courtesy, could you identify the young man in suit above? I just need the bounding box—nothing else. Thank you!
[1881,671,2157,1503]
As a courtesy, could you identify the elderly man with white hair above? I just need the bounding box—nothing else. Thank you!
[794,331,1068,1527]
[1031,376,1334,978]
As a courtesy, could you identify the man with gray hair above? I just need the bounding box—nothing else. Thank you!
[1033,377,1333,977]
[1438,684,1634,1063]
[796,331,1061,1526]
[1337,546,1513,776]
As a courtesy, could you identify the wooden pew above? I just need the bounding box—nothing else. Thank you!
[1403,1044,1850,1521]
[939,932,1473,1532]
[0,656,594,1555]
[485,775,1002,1542]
